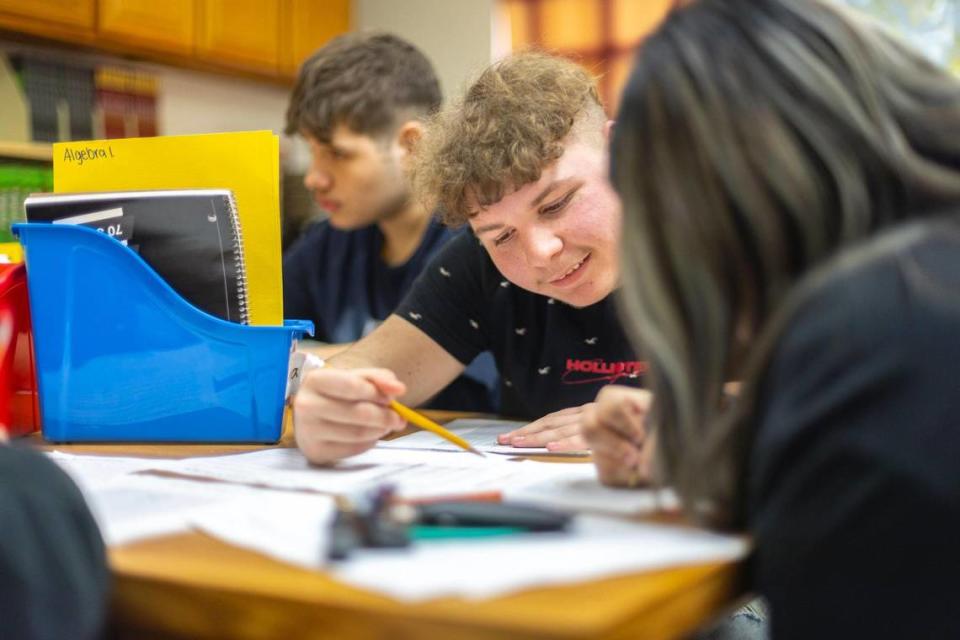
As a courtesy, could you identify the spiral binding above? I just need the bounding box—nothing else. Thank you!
[224,193,250,325]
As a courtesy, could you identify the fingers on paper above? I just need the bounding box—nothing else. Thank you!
[545,434,589,452]
[497,403,593,445]
[511,421,585,448]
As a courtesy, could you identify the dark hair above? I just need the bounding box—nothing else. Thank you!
[285,32,442,142]
[611,0,960,529]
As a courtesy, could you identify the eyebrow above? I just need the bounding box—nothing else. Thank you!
[472,180,569,236]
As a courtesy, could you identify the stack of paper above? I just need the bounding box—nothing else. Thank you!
[45,445,744,602]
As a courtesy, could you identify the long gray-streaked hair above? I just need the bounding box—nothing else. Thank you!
[610,0,960,529]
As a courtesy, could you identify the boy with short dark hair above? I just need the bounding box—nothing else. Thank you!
[283,32,497,412]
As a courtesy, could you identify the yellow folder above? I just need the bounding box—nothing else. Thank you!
[52,131,283,326]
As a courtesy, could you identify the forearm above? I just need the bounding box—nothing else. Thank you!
[325,315,465,407]
[297,339,353,360]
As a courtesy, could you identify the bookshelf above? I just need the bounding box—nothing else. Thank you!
[0,141,53,163]
[0,140,51,257]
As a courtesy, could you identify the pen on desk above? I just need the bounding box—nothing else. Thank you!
[388,400,485,457]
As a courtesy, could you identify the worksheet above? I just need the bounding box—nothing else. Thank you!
[503,464,680,515]
[147,446,582,500]
[47,450,172,488]
[378,418,590,456]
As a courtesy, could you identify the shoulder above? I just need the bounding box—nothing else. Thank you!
[422,227,496,278]
[764,221,960,391]
[748,221,960,637]
[284,221,376,266]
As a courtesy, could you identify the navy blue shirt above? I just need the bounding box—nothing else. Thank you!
[283,218,498,412]
[396,229,645,420]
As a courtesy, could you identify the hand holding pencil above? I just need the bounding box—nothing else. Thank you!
[292,363,481,464]
[292,365,409,465]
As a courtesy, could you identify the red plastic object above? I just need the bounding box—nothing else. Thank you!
[0,263,40,437]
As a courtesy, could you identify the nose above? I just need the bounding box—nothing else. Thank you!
[522,225,563,268]
[303,162,332,193]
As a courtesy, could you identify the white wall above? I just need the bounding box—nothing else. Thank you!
[146,64,310,170]
[354,0,495,101]
[152,66,290,137]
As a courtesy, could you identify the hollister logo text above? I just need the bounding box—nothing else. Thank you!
[561,358,647,385]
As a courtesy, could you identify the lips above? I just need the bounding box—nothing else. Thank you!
[316,198,341,213]
[548,252,590,286]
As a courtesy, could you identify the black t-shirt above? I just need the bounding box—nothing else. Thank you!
[748,223,960,639]
[0,444,110,640]
[396,229,645,420]
[283,218,499,412]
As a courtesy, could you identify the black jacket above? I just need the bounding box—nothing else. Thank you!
[748,221,960,639]
[0,445,110,640]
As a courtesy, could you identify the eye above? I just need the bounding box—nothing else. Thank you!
[540,189,576,216]
[493,230,515,246]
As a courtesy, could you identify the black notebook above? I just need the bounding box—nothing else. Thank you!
[24,189,248,324]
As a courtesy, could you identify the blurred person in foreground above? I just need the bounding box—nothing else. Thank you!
[1,430,110,639]
[586,0,960,637]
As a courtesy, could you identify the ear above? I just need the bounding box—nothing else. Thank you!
[604,119,615,143]
[394,120,425,159]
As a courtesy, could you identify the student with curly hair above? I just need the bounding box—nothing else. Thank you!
[291,52,643,463]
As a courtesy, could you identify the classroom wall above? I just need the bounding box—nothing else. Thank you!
[354,0,496,101]
[156,0,497,168]
[153,66,290,138]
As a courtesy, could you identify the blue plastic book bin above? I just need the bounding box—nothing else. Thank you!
[13,223,313,443]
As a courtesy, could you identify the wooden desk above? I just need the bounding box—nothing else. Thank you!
[35,414,745,640]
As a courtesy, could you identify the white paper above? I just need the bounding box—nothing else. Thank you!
[332,514,749,601]
[149,447,581,500]
[47,448,743,602]
[78,470,335,560]
[190,491,335,570]
[46,450,174,488]
[83,475,247,545]
[504,464,680,515]
[378,418,590,456]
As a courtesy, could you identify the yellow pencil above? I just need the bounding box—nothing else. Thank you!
[389,400,485,457]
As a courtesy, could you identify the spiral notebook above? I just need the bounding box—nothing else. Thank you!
[24,189,248,324]
[52,131,282,326]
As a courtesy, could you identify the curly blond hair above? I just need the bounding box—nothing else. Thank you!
[414,51,604,226]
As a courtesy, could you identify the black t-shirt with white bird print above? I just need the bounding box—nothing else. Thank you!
[395,229,645,420]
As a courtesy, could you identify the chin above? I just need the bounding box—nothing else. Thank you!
[556,283,615,308]
[327,215,369,231]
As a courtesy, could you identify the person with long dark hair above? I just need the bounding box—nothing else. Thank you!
[586,1,960,637]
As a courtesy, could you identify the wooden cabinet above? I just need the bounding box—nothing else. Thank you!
[98,0,195,56]
[0,0,350,83]
[196,0,280,74]
[282,0,350,77]
[0,0,94,28]
[0,0,95,41]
